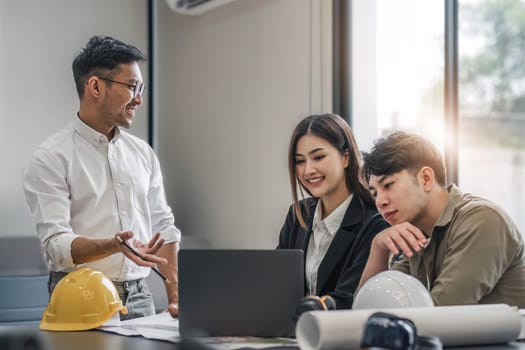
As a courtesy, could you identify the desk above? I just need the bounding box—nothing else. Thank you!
[1,326,176,350]
[1,326,299,350]
[42,329,177,350]
[2,325,525,350]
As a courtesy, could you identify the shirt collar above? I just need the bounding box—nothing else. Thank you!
[432,183,462,231]
[312,194,353,236]
[73,114,121,146]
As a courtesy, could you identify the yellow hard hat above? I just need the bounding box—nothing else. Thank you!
[40,268,128,331]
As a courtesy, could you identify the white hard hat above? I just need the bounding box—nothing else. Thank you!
[353,270,434,309]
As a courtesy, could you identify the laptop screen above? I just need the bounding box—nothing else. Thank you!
[178,249,304,337]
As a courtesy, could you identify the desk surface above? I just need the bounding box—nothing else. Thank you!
[43,330,176,350]
[2,325,525,350]
[1,326,175,350]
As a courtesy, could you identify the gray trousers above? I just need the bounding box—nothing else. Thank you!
[49,271,155,321]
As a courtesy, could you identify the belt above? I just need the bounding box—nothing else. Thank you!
[112,278,145,288]
[50,271,145,288]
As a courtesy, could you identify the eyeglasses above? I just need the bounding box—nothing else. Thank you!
[98,77,145,98]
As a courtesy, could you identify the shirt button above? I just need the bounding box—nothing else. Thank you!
[122,211,127,216]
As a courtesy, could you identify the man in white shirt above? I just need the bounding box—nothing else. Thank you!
[23,36,181,319]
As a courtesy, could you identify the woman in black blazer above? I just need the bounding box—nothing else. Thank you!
[278,114,388,309]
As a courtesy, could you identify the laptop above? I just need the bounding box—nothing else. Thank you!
[178,249,304,337]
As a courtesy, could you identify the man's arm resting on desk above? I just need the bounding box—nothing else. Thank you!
[156,241,179,317]
[71,231,167,267]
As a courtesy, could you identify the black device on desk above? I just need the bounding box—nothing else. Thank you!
[178,249,304,337]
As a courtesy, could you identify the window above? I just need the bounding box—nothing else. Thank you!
[458,0,525,231]
[350,0,525,234]
[376,1,445,145]
[351,0,445,151]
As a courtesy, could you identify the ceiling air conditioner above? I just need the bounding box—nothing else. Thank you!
[165,0,238,15]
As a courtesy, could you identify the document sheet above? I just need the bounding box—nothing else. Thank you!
[98,313,297,349]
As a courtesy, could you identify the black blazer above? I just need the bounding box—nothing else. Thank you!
[277,196,389,309]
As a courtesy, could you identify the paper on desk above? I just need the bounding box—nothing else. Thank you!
[296,304,521,350]
[98,313,297,349]
[98,312,180,341]
[199,337,296,349]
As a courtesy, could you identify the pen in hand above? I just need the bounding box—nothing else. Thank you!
[389,237,429,268]
[116,235,168,282]
[389,252,404,268]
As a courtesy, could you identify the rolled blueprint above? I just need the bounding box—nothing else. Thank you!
[296,304,521,350]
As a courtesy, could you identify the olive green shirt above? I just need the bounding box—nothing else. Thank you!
[392,184,525,307]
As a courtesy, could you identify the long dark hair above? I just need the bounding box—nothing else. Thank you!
[288,113,374,228]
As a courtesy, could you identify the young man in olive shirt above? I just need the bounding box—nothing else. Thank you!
[359,131,525,307]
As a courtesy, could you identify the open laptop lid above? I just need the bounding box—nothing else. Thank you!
[178,249,304,337]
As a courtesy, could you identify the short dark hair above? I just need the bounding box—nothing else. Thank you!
[362,131,447,186]
[72,35,146,98]
[288,113,374,227]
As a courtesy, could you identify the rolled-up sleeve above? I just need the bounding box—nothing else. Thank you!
[23,149,80,270]
[147,148,181,244]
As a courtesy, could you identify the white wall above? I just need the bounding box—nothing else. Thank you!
[157,0,332,248]
[1,0,333,249]
[0,0,150,237]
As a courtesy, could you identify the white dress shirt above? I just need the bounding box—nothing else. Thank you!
[305,194,353,295]
[23,116,181,281]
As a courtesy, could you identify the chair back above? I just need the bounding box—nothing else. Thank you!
[0,236,48,324]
